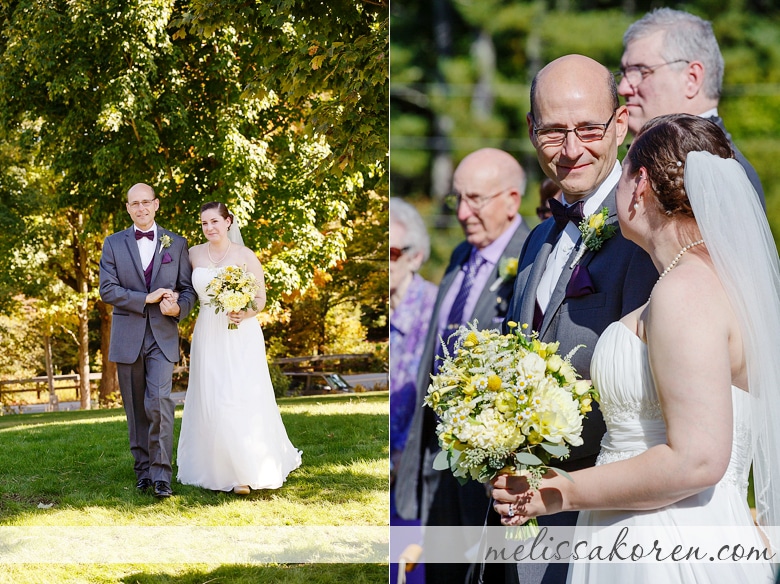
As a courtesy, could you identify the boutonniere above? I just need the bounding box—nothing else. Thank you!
[569,208,617,268]
[489,257,519,292]
[159,234,173,252]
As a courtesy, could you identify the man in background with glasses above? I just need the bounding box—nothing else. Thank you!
[396,147,530,584]
[502,54,657,584]
[618,7,764,203]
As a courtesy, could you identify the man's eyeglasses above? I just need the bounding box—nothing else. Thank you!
[614,59,690,88]
[127,199,156,209]
[533,112,616,147]
[390,246,411,262]
[445,188,508,213]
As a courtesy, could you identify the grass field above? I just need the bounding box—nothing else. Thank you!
[0,392,389,583]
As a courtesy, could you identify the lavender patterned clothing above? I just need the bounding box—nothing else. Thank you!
[390,274,437,456]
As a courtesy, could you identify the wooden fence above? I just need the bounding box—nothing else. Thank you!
[1,354,382,403]
[0,373,102,402]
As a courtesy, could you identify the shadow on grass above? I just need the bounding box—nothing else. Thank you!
[0,393,388,523]
[120,563,387,583]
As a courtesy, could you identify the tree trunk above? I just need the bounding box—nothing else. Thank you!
[72,212,91,410]
[97,299,120,406]
[471,29,495,121]
[431,0,454,228]
[44,334,59,412]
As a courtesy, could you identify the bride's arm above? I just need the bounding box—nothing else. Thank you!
[236,247,266,316]
[493,266,735,521]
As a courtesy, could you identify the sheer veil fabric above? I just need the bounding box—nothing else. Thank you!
[685,151,780,549]
[227,216,244,246]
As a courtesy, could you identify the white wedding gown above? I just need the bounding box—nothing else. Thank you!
[568,322,773,583]
[177,266,302,491]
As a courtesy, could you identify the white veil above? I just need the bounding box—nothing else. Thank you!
[227,214,244,246]
[686,151,780,548]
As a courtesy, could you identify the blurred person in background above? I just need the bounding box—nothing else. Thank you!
[390,197,437,508]
[536,177,562,222]
[617,7,764,204]
[389,197,437,584]
[396,147,530,584]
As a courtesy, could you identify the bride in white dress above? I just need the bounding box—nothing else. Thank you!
[492,115,778,582]
[177,202,301,494]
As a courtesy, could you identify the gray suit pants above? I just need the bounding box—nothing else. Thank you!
[117,320,176,483]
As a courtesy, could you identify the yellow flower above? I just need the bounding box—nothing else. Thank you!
[487,374,502,391]
[580,397,593,414]
[507,321,518,329]
[495,391,516,413]
[466,331,479,345]
[588,212,605,230]
[527,430,543,445]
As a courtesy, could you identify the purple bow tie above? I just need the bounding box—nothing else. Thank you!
[135,230,154,241]
[548,198,584,230]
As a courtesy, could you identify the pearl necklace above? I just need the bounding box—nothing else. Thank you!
[207,241,231,266]
[656,239,705,282]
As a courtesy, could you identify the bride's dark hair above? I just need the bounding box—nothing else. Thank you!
[200,201,234,228]
[627,114,733,218]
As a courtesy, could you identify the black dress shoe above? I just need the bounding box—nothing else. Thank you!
[153,481,173,498]
[136,478,153,492]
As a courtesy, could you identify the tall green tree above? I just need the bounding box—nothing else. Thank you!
[0,0,389,407]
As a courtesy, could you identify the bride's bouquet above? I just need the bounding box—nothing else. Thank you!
[425,321,598,538]
[205,265,259,330]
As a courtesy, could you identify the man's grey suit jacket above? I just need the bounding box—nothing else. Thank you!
[99,226,195,364]
[504,188,657,469]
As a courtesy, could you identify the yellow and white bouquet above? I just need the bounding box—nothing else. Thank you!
[205,265,259,329]
[426,321,597,536]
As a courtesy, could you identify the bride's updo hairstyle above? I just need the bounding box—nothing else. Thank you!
[626,114,733,218]
[200,201,234,229]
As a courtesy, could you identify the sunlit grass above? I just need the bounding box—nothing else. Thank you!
[0,392,389,582]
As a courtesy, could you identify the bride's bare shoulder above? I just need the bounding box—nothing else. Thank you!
[188,243,208,265]
[237,244,262,267]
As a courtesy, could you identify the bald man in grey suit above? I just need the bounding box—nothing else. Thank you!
[99,183,195,498]
[501,55,658,584]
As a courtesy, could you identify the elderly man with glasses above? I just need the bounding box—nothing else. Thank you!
[499,54,658,584]
[395,147,530,584]
[618,7,764,204]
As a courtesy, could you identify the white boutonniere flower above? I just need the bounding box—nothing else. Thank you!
[159,234,173,253]
[569,208,617,268]
[489,256,519,292]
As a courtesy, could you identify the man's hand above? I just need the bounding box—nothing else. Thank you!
[160,295,181,317]
[146,288,173,304]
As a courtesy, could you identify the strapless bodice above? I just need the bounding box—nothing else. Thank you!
[590,322,752,491]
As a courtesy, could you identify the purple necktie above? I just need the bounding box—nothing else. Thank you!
[436,252,486,370]
[135,230,154,240]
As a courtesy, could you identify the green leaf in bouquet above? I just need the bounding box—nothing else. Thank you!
[540,442,570,458]
[515,451,543,466]
[432,449,451,471]
[548,466,575,483]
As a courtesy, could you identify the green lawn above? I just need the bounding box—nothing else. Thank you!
[0,392,389,583]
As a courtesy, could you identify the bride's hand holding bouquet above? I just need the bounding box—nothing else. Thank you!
[425,321,597,538]
[205,264,260,329]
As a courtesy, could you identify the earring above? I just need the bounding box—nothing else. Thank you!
[633,202,640,210]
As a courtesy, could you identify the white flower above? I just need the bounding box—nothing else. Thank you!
[528,379,583,447]
[517,352,546,382]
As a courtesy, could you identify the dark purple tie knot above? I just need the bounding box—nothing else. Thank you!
[135,230,154,241]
